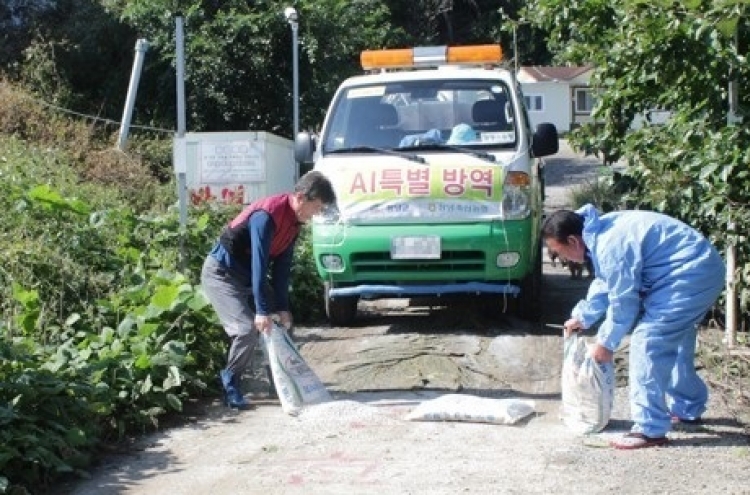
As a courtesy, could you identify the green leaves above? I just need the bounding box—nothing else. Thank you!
[0,133,227,492]
[527,0,750,327]
[0,358,101,492]
[11,283,40,335]
[27,185,91,215]
[151,284,181,310]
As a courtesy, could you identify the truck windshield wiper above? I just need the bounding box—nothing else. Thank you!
[399,143,496,163]
[327,146,426,164]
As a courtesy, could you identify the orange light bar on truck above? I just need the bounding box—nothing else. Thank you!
[505,171,531,187]
[361,44,503,70]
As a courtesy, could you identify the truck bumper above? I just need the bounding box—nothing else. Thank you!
[312,219,537,298]
[328,281,519,299]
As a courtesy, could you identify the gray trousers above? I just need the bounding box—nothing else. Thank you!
[201,256,262,378]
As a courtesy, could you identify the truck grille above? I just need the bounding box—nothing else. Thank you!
[351,250,486,276]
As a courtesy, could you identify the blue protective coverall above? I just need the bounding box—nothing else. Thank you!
[571,204,725,437]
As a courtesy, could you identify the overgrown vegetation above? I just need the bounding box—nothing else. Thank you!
[526,0,750,326]
[0,82,326,494]
[1,0,539,139]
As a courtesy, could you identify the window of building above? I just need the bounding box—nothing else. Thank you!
[524,94,543,112]
[574,88,595,114]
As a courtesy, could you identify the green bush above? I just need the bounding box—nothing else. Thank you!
[0,176,226,492]
[0,80,324,493]
[0,94,327,491]
[567,167,645,212]
[0,340,102,491]
[290,226,326,324]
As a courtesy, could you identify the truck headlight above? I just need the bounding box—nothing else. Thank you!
[313,204,341,225]
[502,171,531,219]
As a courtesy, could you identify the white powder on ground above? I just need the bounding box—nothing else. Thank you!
[296,399,404,427]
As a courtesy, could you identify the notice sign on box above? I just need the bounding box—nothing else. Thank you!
[391,235,441,260]
[199,140,266,184]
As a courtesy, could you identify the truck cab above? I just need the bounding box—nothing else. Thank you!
[296,45,558,325]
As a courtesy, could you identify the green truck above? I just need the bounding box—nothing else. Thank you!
[295,44,559,325]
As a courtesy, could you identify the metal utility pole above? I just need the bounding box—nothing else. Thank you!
[117,39,149,150]
[285,7,300,141]
[513,24,519,75]
[175,15,188,231]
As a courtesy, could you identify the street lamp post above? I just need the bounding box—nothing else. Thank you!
[513,24,519,75]
[284,7,299,141]
[510,20,530,76]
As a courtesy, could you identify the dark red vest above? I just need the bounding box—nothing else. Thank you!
[219,193,300,265]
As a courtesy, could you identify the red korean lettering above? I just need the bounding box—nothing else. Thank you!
[350,171,376,194]
[378,168,403,195]
[407,168,430,195]
[468,169,494,197]
[442,168,468,196]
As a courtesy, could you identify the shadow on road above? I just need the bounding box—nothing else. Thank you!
[295,257,592,341]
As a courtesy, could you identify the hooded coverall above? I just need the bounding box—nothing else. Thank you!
[571,204,725,437]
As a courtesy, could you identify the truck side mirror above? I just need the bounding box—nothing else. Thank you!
[294,132,316,164]
[532,123,559,158]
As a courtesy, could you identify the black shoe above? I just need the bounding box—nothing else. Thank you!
[670,414,703,425]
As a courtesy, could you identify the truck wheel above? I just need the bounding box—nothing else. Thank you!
[516,244,543,322]
[324,282,359,326]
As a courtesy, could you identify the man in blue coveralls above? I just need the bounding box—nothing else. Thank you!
[542,204,725,449]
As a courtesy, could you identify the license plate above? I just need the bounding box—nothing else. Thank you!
[390,235,441,260]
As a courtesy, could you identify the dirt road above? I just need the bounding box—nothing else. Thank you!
[65,142,750,495]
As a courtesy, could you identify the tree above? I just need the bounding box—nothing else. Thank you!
[3,0,555,137]
[3,0,138,122]
[524,0,750,322]
[100,0,400,135]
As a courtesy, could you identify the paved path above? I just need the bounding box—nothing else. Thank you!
[543,139,604,211]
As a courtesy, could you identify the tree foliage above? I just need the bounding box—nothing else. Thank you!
[2,0,552,139]
[524,0,750,321]
[3,0,138,117]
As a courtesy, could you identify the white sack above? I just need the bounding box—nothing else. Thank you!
[560,333,615,434]
[406,394,535,425]
[263,324,331,416]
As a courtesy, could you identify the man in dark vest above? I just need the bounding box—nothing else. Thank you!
[201,171,337,409]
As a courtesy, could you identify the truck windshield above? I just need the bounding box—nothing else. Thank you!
[321,79,517,153]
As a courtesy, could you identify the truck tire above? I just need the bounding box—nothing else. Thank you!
[516,242,543,322]
[324,282,359,326]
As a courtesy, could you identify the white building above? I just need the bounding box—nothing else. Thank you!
[517,66,594,134]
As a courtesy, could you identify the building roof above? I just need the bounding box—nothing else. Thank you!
[517,66,593,83]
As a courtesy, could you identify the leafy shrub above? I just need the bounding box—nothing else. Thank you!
[290,226,326,324]
[0,340,102,493]
[0,193,228,492]
[0,131,329,494]
[568,167,645,212]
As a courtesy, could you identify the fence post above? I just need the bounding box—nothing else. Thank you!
[116,39,149,151]
[725,229,737,348]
